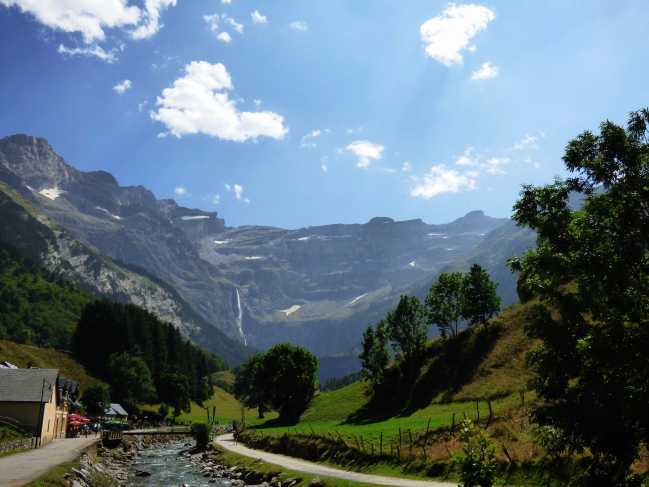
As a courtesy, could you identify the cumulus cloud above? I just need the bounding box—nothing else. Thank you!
[455,147,479,166]
[420,3,494,66]
[483,157,510,174]
[289,21,308,31]
[402,162,412,172]
[113,79,132,93]
[234,184,244,199]
[251,11,267,24]
[410,164,477,199]
[58,44,117,61]
[4,0,175,59]
[174,186,187,195]
[513,134,537,150]
[138,101,147,112]
[151,61,288,141]
[221,0,231,3]
[212,194,220,204]
[217,31,231,42]
[301,130,322,147]
[223,14,243,33]
[204,13,219,31]
[471,62,498,80]
[322,165,327,172]
[346,141,385,168]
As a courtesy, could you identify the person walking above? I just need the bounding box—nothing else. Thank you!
[233,429,239,446]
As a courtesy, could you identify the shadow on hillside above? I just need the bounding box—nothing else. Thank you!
[342,322,504,425]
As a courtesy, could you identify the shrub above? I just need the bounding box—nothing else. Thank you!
[452,419,499,487]
[190,420,211,450]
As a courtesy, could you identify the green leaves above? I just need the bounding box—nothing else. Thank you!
[107,351,156,405]
[451,419,499,487]
[359,319,391,384]
[80,384,111,417]
[511,107,649,484]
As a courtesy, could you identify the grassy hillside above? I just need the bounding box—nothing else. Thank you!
[241,301,551,483]
[0,339,108,390]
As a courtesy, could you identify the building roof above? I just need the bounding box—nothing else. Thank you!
[105,403,128,417]
[0,369,59,402]
[0,361,18,369]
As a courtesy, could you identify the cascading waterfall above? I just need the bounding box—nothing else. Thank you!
[236,288,246,346]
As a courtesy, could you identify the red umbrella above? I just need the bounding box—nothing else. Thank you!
[69,421,82,425]
[68,414,90,423]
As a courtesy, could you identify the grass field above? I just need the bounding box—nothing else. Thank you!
[0,340,108,391]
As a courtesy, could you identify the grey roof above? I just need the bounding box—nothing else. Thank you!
[105,403,128,416]
[0,369,59,402]
[0,361,18,369]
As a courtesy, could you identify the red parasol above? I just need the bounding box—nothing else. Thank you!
[68,414,90,423]
[69,421,82,425]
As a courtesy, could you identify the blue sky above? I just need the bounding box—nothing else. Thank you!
[1,1,648,229]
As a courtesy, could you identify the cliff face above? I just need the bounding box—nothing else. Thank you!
[0,134,528,374]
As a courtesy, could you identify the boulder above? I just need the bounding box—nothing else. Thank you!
[308,477,322,487]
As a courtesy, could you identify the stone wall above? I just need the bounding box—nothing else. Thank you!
[0,437,37,453]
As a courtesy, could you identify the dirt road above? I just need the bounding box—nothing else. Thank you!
[0,437,99,487]
[215,434,454,487]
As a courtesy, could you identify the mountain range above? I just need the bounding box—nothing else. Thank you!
[0,134,535,381]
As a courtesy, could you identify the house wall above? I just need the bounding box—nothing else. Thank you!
[0,390,58,445]
[40,393,57,445]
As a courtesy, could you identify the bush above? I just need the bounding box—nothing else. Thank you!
[190,421,211,450]
[451,419,499,487]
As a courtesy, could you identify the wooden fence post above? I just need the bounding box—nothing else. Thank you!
[502,443,514,464]
[371,444,374,456]
[399,428,402,452]
[463,411,466,420]
[408,429,413,458]
[355,435,360,451]
[360,436,366,453]
[451,413,455,432]
[476,402,480,423]
[380,432,383,456]
[488,401,493,426]
[422,418,431,459]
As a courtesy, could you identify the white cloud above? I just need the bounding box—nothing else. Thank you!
[234,184,244,199]
[322,165,327,172]
[113,79,132,93]
[138,101,147,112]
[2,0,175,44]
[471,62,498,80]
[221,0,231,3]
[251,11,267,24]
[58,44,117,61]
[402,162,412,172]
[410,164,477,199]
[513,134,537,150]
[174,186,187,195]
[212,194,220,204]
[217,32,231,43]
[346,141,385,168]
[420,3,495,66]
[346,126,362,134]
[151,61,288,141]
[483,157,510,174]
[455,147,478,166]
[157,132,168,138]
[380,167,397,173]
[253,99,261,106]
[289,21,308,31]
[301,130,322,147]
[131,0,176,40]
[243,197,250,204]
[204,13,219,31]
[223,183,231,191]
[223,14,243,33]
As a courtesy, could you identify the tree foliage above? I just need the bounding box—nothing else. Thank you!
[107,352,156,405]
[451,419,499,487]
[80,384,111,418]
[462,264,502,327]
[73,299,220,405]
[358,319,390,384]
[190,420,211,450]
[156,370,192,418]
[235,343,318,422]
[425,271,464,337]
[385,295,428,380]
[508,108,649,486]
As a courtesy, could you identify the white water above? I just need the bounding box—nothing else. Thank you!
[236,289,247,346]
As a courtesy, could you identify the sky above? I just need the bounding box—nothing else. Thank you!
[1,1,648,229]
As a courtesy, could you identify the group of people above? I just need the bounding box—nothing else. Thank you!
[66,423,101,438]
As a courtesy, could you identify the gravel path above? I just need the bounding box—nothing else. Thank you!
[215,434,455,487]
[0,437,100,487]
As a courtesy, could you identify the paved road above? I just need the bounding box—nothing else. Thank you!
[0,437,100,487]
[215,434,454,487]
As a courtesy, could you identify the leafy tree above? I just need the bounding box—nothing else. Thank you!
[234,353,270,418]
[158,402,170,419]
[425,271,464,337]
[451,419,499,487]
[508,108,649,486]
[358,319,391,383]
[80,384,111,418]
[385,294,428,379]
[462,264,501,327]
[236,344,317,423]
[157,371,192,419]
[107,352,156,405]
[190,420,211,450]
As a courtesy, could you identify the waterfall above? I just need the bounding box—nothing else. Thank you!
[236,288,247,346]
